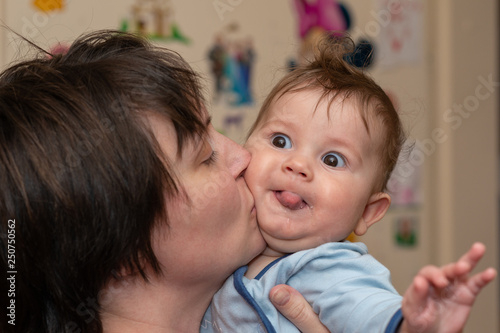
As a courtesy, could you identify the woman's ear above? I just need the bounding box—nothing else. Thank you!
[354,192,391,236]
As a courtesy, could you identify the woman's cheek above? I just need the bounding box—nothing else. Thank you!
[183,172,233,214]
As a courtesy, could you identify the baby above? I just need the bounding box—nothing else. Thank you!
[202,36,496,333]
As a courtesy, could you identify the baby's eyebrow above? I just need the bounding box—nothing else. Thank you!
[263,118,290,129]
[327,137,363,165]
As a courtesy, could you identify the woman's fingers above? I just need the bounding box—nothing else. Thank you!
[270,284,329,333]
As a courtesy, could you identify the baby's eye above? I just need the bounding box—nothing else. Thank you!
[322,152,346,168]
[271,134,292,149]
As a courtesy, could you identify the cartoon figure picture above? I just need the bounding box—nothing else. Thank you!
[208,34,226,100]
[395,216,417,247]
[377,0,423,68]
[292,0,375,68]
[294,0,349,39]
[121,0,189,43]
[207,23,255,107]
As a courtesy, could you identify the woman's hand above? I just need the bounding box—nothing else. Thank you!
[270,284,329,333]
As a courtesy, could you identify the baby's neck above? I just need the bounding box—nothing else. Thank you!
[245,247,286,279]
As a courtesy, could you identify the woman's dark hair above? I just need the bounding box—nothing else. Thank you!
[0,30,206,332]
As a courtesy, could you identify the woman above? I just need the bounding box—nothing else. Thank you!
[0,30,325,332]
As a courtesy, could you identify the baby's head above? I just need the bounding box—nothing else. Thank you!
[250,37,404,191]
[245,36,406,254]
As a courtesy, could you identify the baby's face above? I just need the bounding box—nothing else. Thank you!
[245,89,386,254]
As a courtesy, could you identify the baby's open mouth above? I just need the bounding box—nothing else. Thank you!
[274,190,308,210]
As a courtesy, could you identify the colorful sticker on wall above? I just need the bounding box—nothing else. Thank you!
[292,0,375,69]
[207,23,255,108]
[394,216,418,247]
[33,0,65,12]
[121,0,189,43]
[376,0,423,68]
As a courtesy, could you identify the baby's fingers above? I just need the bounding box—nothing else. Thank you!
[456,242,486,273]
[417,265,450,289]
[467,268,497,295]
[406,274,431,303]
[440,242,487,280]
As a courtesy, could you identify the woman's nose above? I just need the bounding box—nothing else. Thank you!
[219,132,250,178]
[282,155,313,181]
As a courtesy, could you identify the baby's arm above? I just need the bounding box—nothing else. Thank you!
[400,242,497,333]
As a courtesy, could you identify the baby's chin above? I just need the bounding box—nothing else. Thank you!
[261,231,327,255]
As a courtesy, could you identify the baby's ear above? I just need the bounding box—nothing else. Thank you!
[354,192,391,236]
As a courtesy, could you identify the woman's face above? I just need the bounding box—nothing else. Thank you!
[145,112,265,287]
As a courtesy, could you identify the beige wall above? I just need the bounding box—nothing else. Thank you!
[0,0,4,67]
[430,0,499,331]
[359,1,499,331]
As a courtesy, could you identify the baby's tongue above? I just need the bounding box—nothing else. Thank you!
[275,191,306,210]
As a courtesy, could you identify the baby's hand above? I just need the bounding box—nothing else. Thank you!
[400,242,497,333]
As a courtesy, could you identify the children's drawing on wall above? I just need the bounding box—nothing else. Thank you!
[394,216,418,247]
[33,0,65,12]
[293,0,348,65]
[207,22,255,108]
[220,113,245,139]
[387,140,423,208]
[292,0,375,69]
[121,0,189,43]
[376,0,423,68]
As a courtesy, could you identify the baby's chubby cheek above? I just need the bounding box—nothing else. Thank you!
[242,143,261,186]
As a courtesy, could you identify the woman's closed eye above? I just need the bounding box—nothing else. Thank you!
[203,150,219,165]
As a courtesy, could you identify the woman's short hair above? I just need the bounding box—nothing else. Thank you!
[0,30,206,332]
